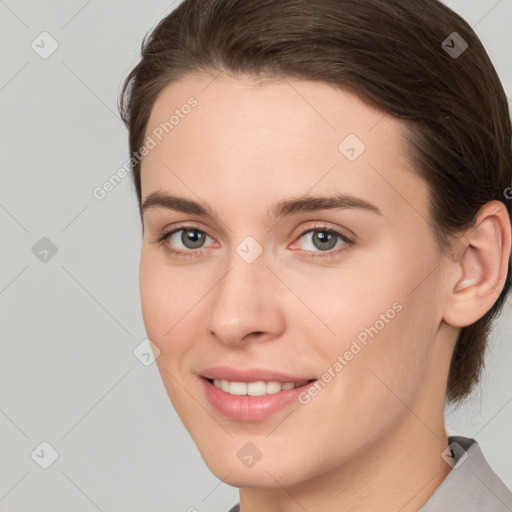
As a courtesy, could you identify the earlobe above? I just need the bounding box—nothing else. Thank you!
[443,200,511,328]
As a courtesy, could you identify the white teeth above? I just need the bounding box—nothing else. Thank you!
[229,381,247,395]
[266,381,283,395]
[247,381,266,396]
[212,378,309,395]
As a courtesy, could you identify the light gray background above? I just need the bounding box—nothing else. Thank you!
[1,1,511,511]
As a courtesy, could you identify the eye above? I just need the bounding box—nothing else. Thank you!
[170,228,211,249]
[156,226,216,257]
[291,224,354,258]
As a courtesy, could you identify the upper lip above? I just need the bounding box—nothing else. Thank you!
[200,366,316,383]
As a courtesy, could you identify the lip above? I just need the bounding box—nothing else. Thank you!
[199,366,316,383]
[199,376,316,421]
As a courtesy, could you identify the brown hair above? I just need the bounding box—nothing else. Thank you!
[118,0,512,405]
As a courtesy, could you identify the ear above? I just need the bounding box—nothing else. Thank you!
[443,200,511,328]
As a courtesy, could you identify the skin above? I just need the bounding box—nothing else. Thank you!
[138,73,511,512]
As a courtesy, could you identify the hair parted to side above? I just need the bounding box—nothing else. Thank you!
[118,0,512,405]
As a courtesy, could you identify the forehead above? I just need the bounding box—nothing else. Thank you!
[140,73,428,228]
[145,72,392,143]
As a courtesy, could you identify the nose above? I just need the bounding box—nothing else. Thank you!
[203,253,286,346]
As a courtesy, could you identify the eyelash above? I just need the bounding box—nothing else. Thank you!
[154,223,355,260]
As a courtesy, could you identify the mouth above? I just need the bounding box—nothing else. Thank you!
[199,376,318,421]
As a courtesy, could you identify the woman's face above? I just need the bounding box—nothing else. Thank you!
[139,74,455,488]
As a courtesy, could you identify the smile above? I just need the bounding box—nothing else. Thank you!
[200,376,317,421]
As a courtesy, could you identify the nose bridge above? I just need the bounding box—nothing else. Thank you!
[204,243,284,344]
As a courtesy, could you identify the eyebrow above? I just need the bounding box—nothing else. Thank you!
[141,190,383,220]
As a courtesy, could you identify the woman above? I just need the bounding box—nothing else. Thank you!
[119,0,512,510]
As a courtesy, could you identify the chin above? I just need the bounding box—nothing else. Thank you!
[196,442,311,489]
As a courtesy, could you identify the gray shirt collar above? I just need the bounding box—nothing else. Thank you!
[419,435,512,511]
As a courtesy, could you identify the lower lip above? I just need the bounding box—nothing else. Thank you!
[199,377,316,421]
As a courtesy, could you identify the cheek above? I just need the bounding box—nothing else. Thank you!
[139,256,164,336]
[138,253,185,343]
[341,287,437,421]
[138,252,209,365]
[138,255,197,412]
[298,308,434,465]
[279,260,403,353]
[306,259,436,407]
